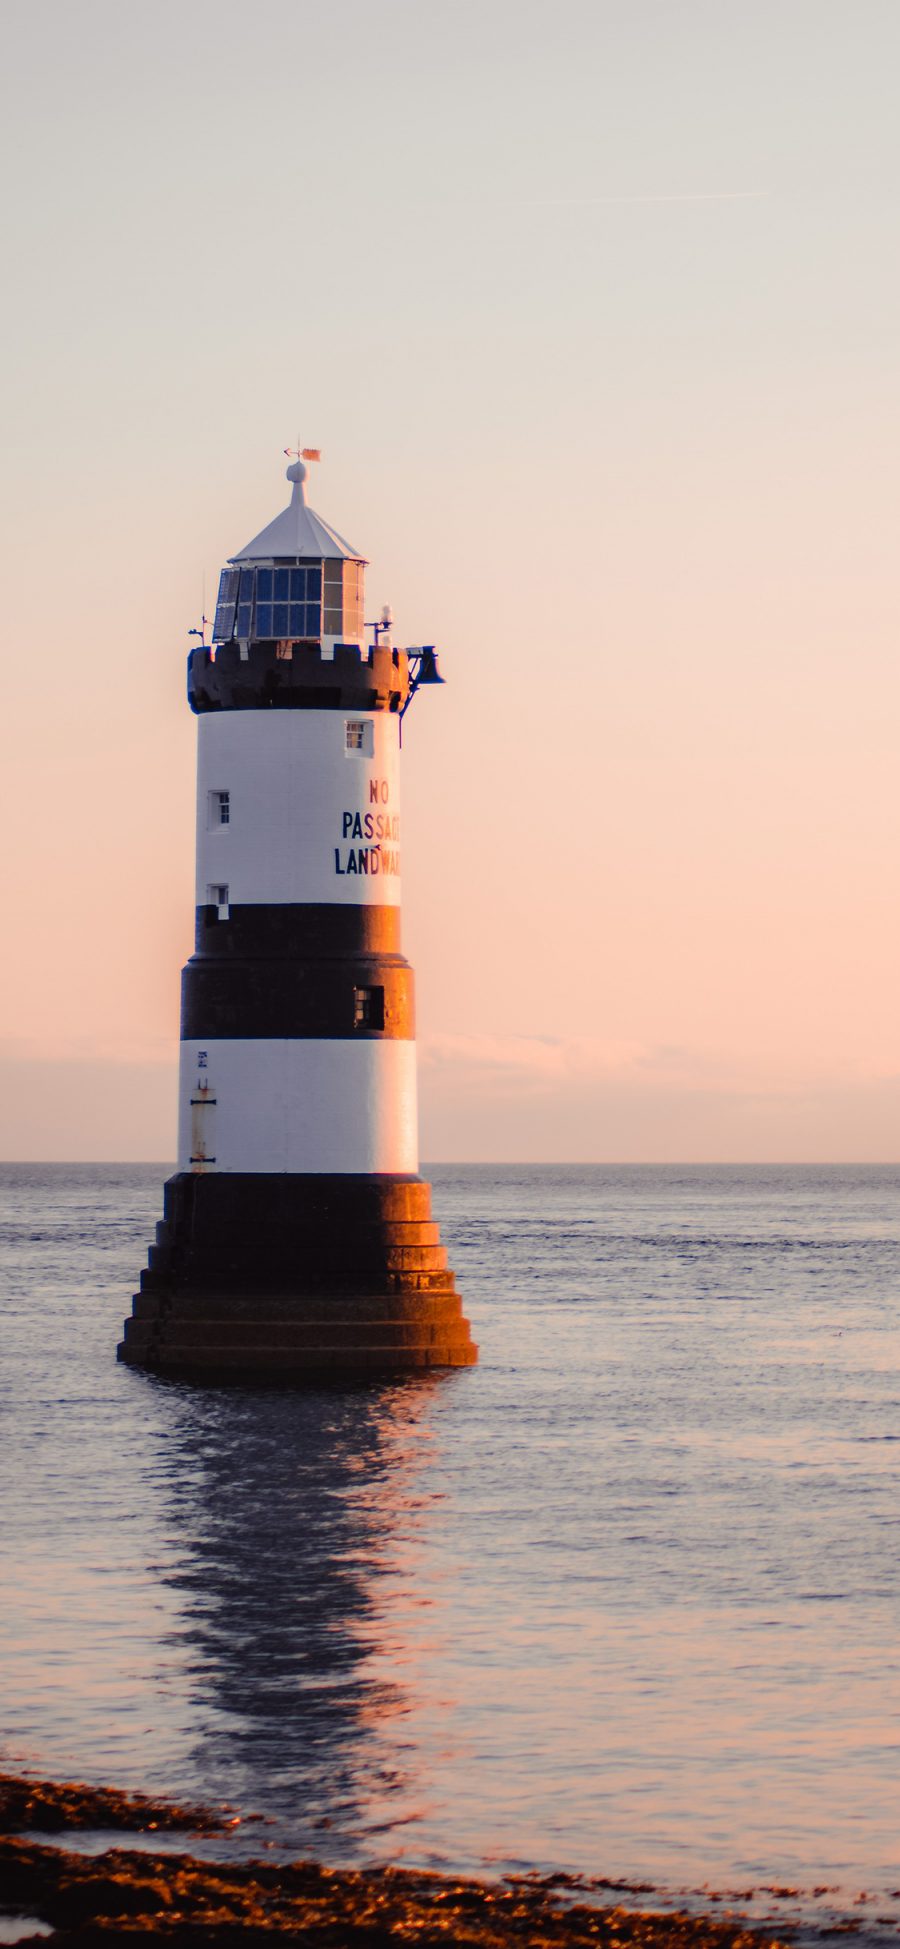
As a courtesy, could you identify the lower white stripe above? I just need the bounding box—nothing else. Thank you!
[177,1038,418,1175]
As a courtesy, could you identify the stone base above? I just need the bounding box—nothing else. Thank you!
[118,1172,477,1381]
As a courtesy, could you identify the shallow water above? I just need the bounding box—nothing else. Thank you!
[1,1164,899,1934]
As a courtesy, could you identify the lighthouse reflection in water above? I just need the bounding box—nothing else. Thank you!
[161,1379,447,1846]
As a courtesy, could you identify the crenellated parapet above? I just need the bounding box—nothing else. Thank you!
[188,638,410,714]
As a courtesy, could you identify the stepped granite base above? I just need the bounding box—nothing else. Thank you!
[118,1173,477,1380]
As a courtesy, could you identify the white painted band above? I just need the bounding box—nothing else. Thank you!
[177,1038,418,1175]
[196,710,402,908]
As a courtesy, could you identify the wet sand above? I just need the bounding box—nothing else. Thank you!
[0,1772,788,1948]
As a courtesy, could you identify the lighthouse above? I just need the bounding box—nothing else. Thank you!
[118,455,477,1378]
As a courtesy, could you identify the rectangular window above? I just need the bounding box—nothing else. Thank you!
[207,790,230,827]
[323,557,362,641]
[212,568,240,642]
[342,560,363,639]
[345,719,374,756]
[207,883,230,918]
[353,985,385,1031]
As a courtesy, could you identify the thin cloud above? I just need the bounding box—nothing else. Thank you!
[0,1032,175,1068]
[420,1034,900,1101]
[420,1033,649,1085]
[532,189,769,206]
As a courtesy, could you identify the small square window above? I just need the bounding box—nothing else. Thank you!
[353,985,385,1030]
[207,883,230,918]
[345,719,373,757]
[208,789,230,827]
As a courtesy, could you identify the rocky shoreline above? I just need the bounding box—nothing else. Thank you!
[0,1772,787,1947]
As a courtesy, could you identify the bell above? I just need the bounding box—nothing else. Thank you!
[416,646,445,685]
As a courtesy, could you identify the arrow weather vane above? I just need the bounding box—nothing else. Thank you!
[284,441,322,463]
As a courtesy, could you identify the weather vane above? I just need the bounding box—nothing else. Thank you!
[284,442,321,463]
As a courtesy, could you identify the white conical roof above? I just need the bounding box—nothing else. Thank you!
[229,460,364,563]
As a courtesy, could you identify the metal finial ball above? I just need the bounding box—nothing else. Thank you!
[286,459,308,485]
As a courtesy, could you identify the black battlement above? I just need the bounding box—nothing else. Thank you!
[188,639,409,714]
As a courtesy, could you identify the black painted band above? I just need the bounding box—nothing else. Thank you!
[163,1171,433,1237]
[189,639,409,714]
[194,903,403,958]
[180,954,415,1039]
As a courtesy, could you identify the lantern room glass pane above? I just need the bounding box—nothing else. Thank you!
[256,603,273,637]
[256,569,273,603]
[306,563,322,597]
[273,602,289,636]
[236,603,252,637]
[274,568,289,601]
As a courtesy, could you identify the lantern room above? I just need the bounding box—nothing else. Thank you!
[212,457,366,651]
[212,559,365,648]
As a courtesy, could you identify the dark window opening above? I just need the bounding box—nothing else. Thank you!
[353,985,385,1031]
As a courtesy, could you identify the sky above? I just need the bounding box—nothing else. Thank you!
[0,0,898,1161]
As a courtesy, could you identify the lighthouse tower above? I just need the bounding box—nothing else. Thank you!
[119,456,477,1378]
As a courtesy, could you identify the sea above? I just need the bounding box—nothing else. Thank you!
[1,1163,899,1941]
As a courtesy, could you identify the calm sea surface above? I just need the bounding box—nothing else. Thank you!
[1,1164,899,1936]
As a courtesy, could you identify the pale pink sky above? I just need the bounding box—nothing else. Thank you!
[0,0,898,1159]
